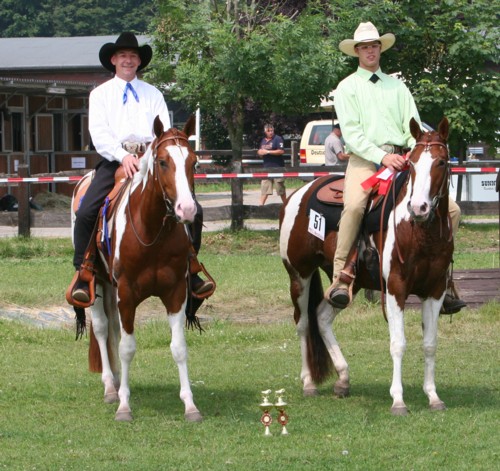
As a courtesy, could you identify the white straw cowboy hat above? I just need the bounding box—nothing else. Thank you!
[339,22,395,57]
[99,32,152,73]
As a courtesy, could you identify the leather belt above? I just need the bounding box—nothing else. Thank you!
[380,144,403,154]
[122,141,149,155]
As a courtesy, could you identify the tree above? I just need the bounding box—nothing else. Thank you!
[327,0,499,160]
[150,0,344,229]
[0,0,154,37]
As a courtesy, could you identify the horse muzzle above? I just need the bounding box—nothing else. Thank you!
[174,197,197,224]
[407,201,433,223]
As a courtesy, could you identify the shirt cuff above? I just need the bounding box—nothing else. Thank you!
[114,146,128,163]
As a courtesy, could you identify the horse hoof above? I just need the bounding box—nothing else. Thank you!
[303,388,319,397]
[115,410,133,422]
[185,411,203,422]
[333,382,350,398]
[391,405,408,416]
[104,392,119,404]
[430,401,446,411]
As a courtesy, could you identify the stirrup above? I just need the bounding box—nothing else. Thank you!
[191,263,216,300]
[65,267,96,309]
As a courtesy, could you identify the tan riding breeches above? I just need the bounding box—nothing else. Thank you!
[332,154,461,281]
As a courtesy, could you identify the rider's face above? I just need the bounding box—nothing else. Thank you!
[111,49,141,81]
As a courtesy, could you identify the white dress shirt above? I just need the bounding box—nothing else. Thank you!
[89,76,171,163]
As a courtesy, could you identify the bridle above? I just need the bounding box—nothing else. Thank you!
[407,140,450,221]
[127,129,195,247]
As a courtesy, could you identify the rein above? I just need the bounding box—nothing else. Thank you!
[127,130,191,247]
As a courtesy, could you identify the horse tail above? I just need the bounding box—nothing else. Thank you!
[88,284,121,374]
[306,269,334,384]
[88,323,102,373]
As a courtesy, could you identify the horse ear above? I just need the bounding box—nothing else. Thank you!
[409,117,422,140]
[183,114,196,138]
[438,117,449,142]
[154,115,164,138]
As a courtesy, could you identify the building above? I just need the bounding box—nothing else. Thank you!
[0,35,185,198]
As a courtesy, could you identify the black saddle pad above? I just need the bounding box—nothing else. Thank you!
[306,171,409,234]
[307,175,344,232]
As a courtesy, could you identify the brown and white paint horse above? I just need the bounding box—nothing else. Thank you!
[279,118,453,414]
[71,116,202,422]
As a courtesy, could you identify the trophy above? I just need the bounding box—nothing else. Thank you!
[275,389,289,436]
[259,389,274,436]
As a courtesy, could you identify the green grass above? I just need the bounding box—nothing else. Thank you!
[1,306,499,470]
[0,225,498,469]
[0,223,497,311]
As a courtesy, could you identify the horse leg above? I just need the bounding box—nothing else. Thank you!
[114,325,136,422]
[316,300,350,397]
[296,313,318,397]
[422,298,446,411]
[90,284,120,404]
[168,310,202,422]
[290,273,319,396]
[386,294,408,415]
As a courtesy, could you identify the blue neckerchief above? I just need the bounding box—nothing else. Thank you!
[123,82,139,104]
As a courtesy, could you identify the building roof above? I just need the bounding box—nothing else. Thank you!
[0,35,150,70]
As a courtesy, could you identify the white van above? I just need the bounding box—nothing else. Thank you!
[299,119,338,165]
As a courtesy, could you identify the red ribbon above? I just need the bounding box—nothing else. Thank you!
[361,153,411,195]
[361,167,395,195]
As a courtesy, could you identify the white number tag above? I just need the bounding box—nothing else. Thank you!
[308,209,325,241]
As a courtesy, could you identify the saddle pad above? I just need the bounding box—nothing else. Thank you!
[307,176,344,233]
[306,171,409,235]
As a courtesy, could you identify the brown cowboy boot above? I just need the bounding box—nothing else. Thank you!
[66,257,96,308]
[326,247,358,309]
[440,268,466,315]
[189,247,216,299]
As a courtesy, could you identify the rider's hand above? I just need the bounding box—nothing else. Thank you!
[381,153,406,172]
[122,154,139,179]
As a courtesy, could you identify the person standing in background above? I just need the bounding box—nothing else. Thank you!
[257,124,287,205]
[325,123,350,165]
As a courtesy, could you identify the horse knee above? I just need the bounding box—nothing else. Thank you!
[119,332,136,362]
[170,339,188,364]
[390,341,406,357]
[423,344,437,357]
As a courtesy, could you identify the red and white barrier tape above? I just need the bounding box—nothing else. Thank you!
[0,167,497,184]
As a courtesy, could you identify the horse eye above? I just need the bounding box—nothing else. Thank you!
[438,159,447,167]
[158,160,168,169]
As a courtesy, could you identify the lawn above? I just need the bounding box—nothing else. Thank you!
[0,225,498,470]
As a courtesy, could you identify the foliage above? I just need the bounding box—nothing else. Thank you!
[327,0,500,159]
[0,0,155,37]
[150,0,344,159]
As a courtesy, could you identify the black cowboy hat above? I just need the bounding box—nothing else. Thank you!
[99,32,152,73]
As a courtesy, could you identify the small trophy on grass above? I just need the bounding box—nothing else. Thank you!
[275,388,289,436]
[259,389,274,436]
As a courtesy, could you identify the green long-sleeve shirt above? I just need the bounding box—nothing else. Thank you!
[335,66,420,164]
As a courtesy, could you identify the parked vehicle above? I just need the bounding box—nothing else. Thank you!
[299,119,338,166]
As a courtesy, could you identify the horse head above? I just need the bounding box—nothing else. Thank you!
[149,115,198,224]
[406,117,450,223]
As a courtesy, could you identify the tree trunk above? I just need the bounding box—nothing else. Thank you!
[226,103,245,231]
